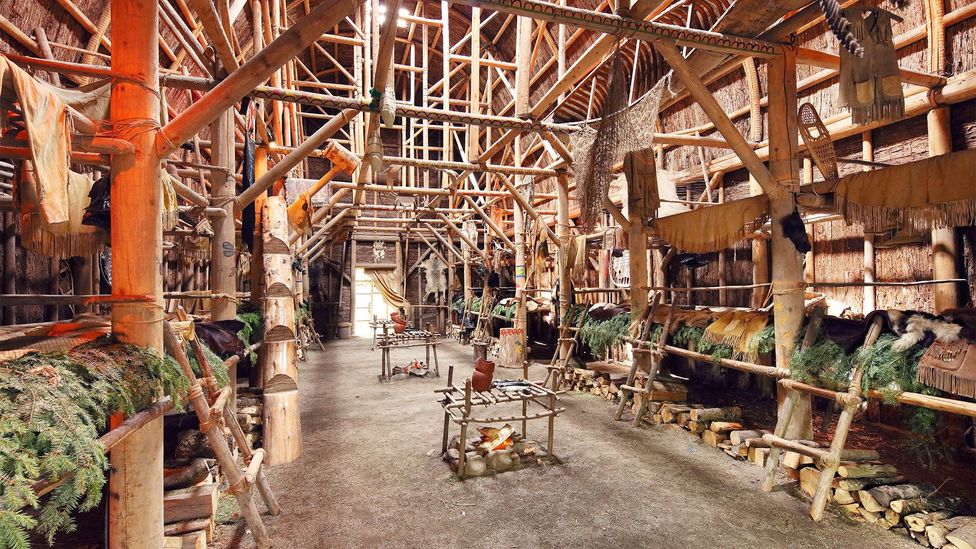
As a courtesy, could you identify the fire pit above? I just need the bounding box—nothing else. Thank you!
[443,423,547,476]
[436,366,564,479]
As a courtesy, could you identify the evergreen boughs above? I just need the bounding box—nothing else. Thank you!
[236,309,264,364]
[752,324,777,355]
[578,312,632,358]
[790,335,852,391]
[672,324,704,348]
[0,338,188,548]
[491,302,517,322]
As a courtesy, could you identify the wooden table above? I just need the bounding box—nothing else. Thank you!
[376,327,440,381]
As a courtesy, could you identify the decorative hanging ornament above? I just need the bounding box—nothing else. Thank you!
[366,131,384,173]
[380,84,396,127]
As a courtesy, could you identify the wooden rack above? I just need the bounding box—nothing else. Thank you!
[376,325,441,381]
[436,366,564,479]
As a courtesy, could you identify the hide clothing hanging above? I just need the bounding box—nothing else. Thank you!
[838,8,904,125]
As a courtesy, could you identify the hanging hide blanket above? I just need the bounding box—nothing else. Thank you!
[0,56,72,225]
[701,311,769,361]
[834,148,976,233]
[653,195,769,253]
[20,167,106,258]
[838,8,904,125]
[918,340,976,399]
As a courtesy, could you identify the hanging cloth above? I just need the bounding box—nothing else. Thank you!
[653,195,769,253]
[838,8,904,125]
[160,168,179,230]
[21,166,105,258]
[0,55,72,224]
[365,268,412,318]
[833,148,976,233]
[917,340,976,399]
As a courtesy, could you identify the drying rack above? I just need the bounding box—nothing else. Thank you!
[376,324,440,381]
[369,318,395,350]
[436,365,564,479]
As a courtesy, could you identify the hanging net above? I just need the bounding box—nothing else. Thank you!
[569,51,669,228]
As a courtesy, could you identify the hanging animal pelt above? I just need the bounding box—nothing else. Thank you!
[818,0,863,57]
[420,254,447,301]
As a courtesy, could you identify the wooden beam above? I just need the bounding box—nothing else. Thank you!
[157,0,361,157]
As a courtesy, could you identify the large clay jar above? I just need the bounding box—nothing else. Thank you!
[393,321,405,334]
[471,358,495,392]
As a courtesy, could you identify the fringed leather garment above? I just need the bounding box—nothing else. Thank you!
[838,8,904,125]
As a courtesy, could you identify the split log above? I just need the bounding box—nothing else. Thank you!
[173,430,215,462]
[163,483,218,524]
[837,463,898,479]
[837,476,906,490]
[799,466,821,497]
[833,488,857,505]
[885,509,903,525]
[858,506,881,523]
[689,406,741,422]
[709,421,744,434]
[838,449,881,462]
[914,528,934,547]
[660,404,691,423]
[892,497,963,516]
[701,430,728,448]
[688,420,708,435]
[676,412,692,427]
[730,430,764,445]
[927,519,974,549]
[164,531,207,549]
[163,458,211,490]
[749,446,769,466]
[928,524,952,548]
[870,484,934,508]
[840,503,866,522]
[907,512,955,532]
[163,518,212,539]
[857,490,888,513]
[947,521,976,549]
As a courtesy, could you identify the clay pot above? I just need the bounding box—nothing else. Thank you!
[393,322,405,334]
[471,358,495,392]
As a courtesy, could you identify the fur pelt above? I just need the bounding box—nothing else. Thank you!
[823,308,976,353]
[781,210,812,254]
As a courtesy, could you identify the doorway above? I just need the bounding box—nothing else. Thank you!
[353,267,394,337]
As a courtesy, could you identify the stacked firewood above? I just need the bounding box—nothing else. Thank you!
[800,462,973,547]
[565,363,687,404]
[236,388,264,450]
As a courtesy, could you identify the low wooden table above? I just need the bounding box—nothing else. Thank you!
[376,327,440,381]
[435,366,564,479]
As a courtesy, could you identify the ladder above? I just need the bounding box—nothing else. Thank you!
[164,321,280,549]
[761,309,884,521]
[615,293,677,426]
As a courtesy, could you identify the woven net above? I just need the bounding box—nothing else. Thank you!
[570,52,669,228]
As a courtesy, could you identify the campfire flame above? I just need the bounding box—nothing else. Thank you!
[478,424,514,453]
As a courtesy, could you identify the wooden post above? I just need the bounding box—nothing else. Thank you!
[513,12,531,372]
[250,145,269,306]
[210,109,237,322]
[928,107,960,312]
[862,132,876,313]
[554,174,572,390]
[767,48,811,440]
[261,196,302,464]
[108,0,164,546]
[3,212,16,325]
[749,175,769,309]
[624,149,655,408]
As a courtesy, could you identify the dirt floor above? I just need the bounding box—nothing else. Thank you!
[217,337,917,549]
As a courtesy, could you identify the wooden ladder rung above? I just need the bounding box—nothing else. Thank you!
[763,434,829,462]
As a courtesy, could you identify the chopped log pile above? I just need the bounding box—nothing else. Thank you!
[564,362,688,404]
[237,388,265,451]
[569,371,976,548]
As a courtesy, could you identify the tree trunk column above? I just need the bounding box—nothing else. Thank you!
[767,48,812,440]
[928,107,959,312]
[210,109,238,321]
[108,0,164,546]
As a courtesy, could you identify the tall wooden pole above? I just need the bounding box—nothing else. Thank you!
[250,145,269,306]
[862,132,876,313]
[767,48,811,440]
[928,107,960,312]
[109,0,164,545]
[3,212,16,325]
[749,175,768,309]
[211,109,238,321]
[554,175,571,389]
[513,13,530,366]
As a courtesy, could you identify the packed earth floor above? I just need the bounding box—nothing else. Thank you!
[217,338,916,548]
